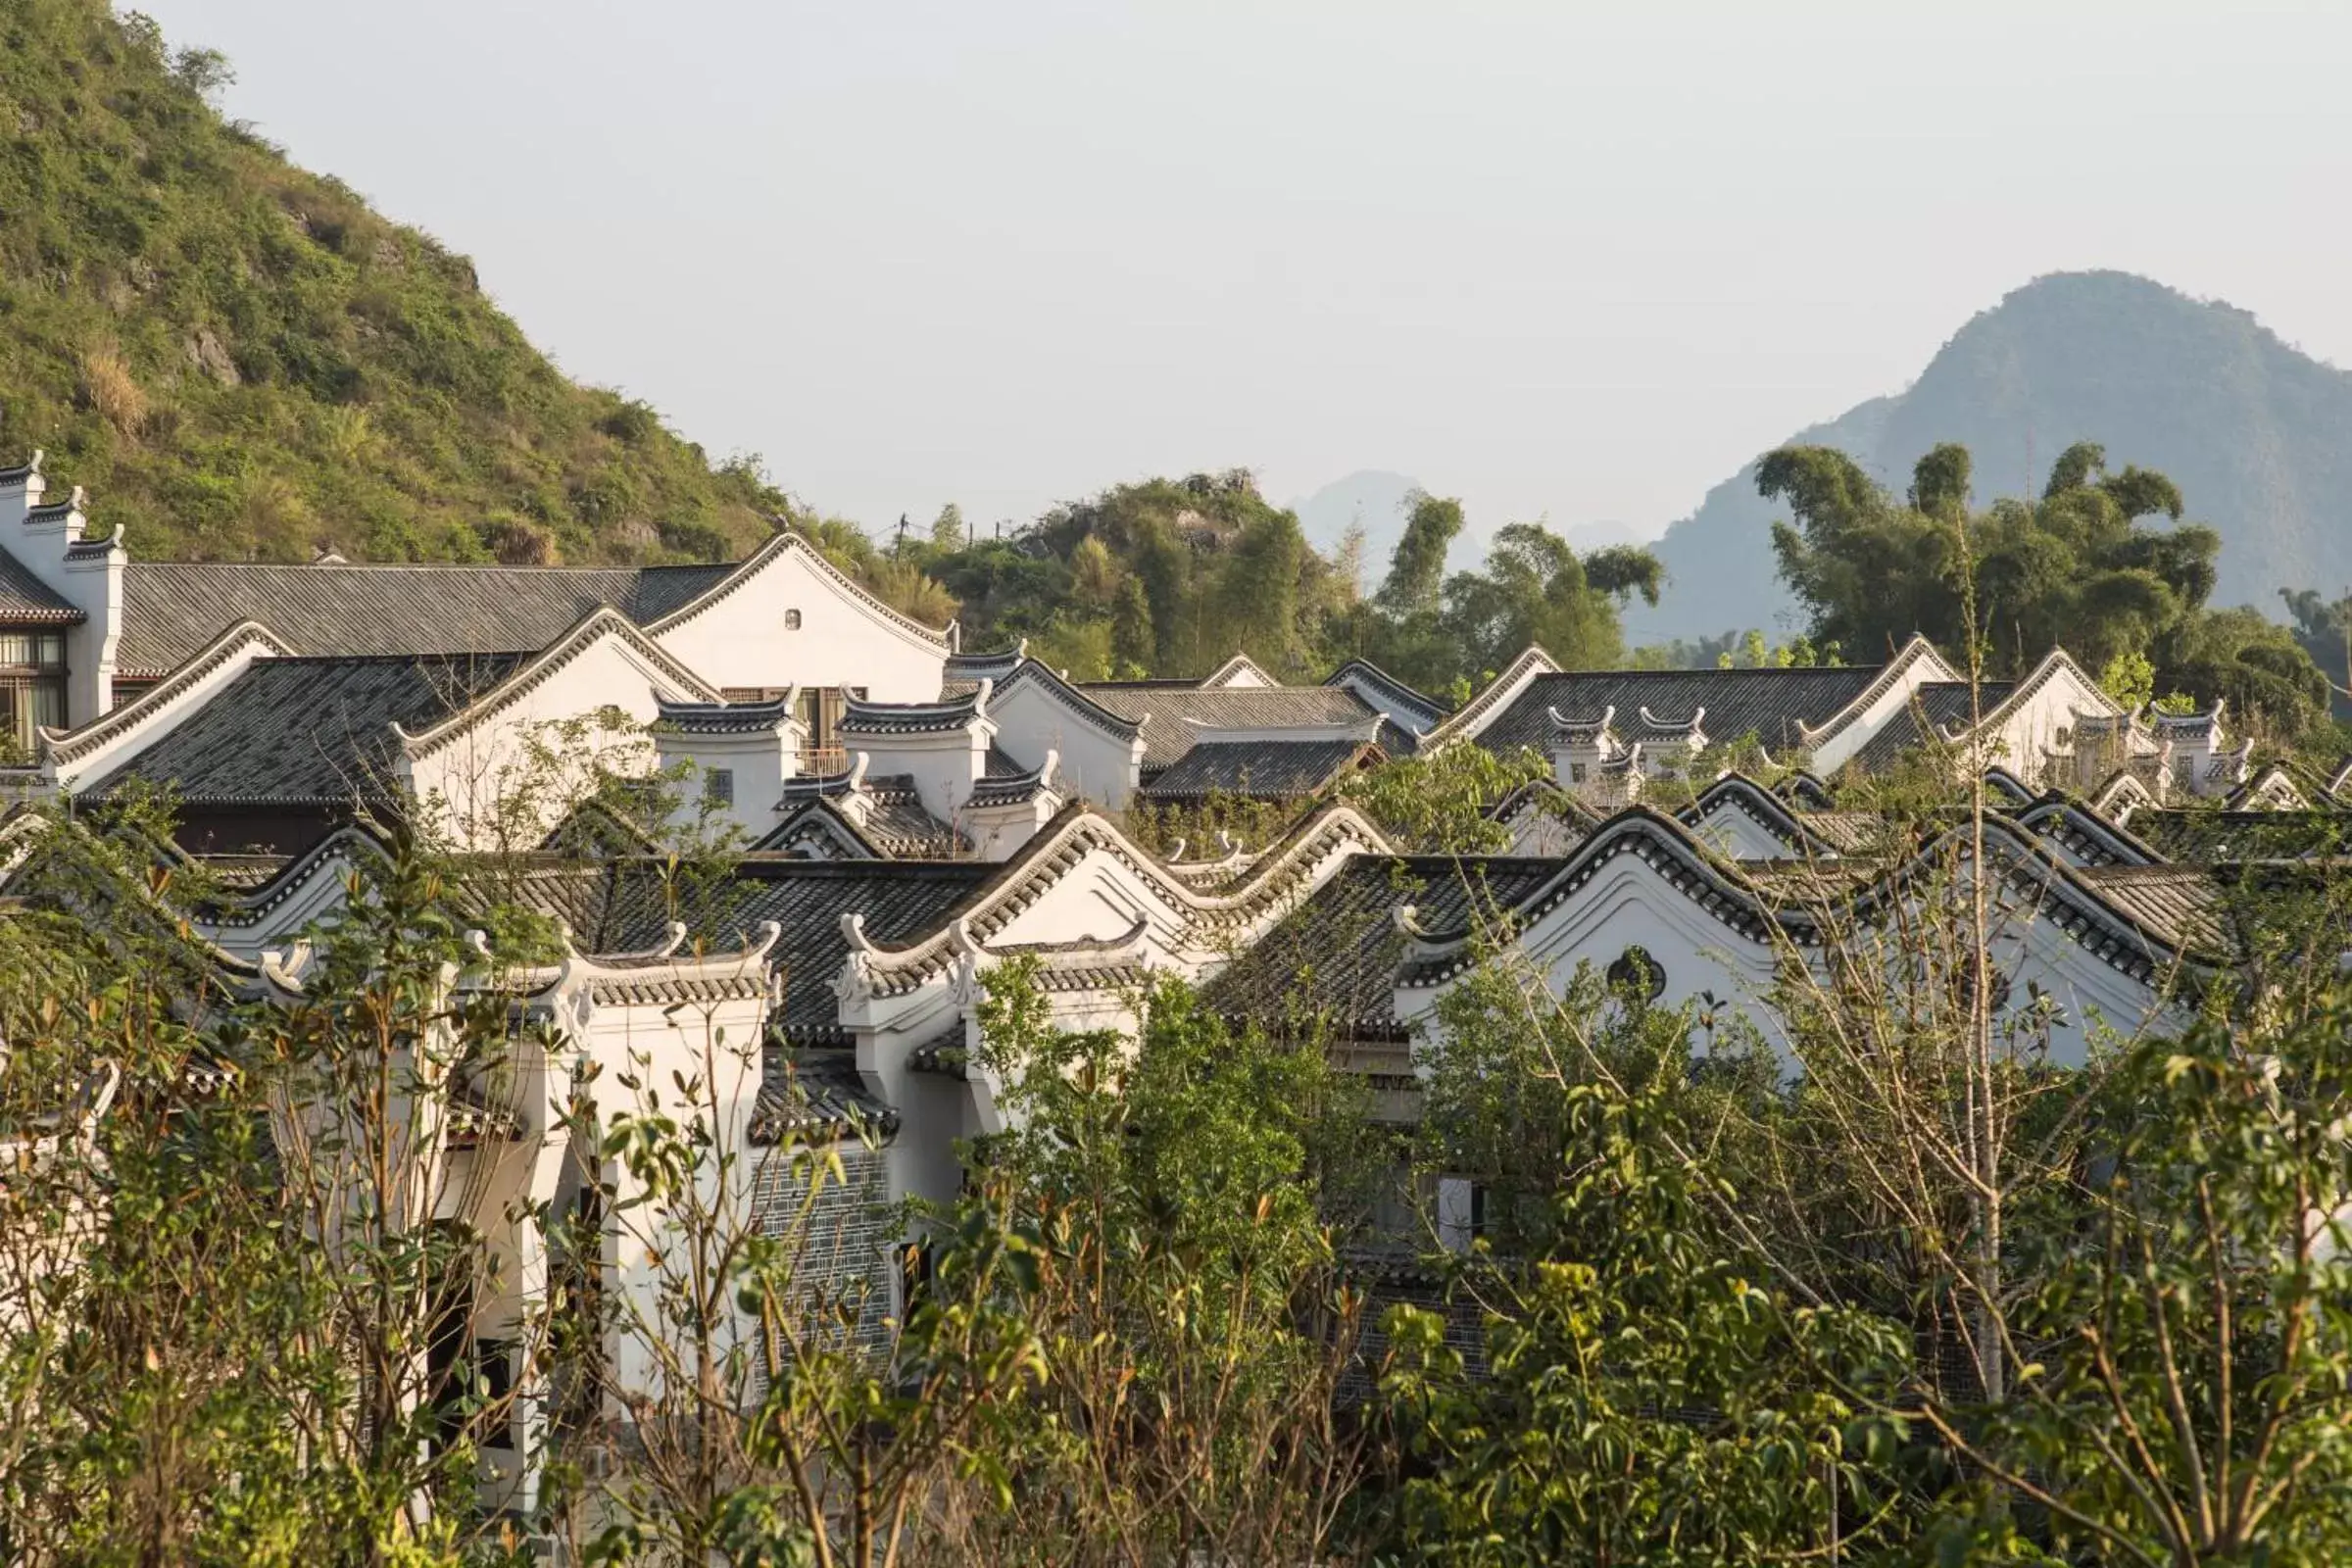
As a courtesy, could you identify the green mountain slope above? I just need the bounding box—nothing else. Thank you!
[1632,271,2352,646]
[0,0,785,565]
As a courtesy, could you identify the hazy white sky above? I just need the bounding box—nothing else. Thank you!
[140,0,2352,542]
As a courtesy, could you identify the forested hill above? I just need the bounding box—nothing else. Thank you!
[1630,271,2352,645]
[0,0,788,566]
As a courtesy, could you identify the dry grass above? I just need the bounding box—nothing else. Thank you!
[78,345,151,436]
[485,515,560,565]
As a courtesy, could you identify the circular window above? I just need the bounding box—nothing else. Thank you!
[1607,946,1667,1002]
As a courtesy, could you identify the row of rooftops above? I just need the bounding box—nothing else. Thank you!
[20,750,2340,1062]
[0,449,2316,860]
[24,619,2298,854]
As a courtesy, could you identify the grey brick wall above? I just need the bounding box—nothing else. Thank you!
[753,1141,897,1360]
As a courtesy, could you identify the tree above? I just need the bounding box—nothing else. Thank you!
[1210,510,1309,674]
[952,968,1376,1563]
[931,502,966,550]
[1109,574,1154,675]
[1762,440,2330,732]
[1067,534,1119,608]
[1920,994,2352,1565]
[1339,741,1550,854]
[1439,522,1661,676]
[1381,1077,1913,1567]
[1376,491,1464,617]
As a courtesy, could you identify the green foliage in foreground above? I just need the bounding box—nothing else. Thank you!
[8,778,2352,1564]
[0,0,794,566]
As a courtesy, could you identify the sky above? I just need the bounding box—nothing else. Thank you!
[139,0,2352,545]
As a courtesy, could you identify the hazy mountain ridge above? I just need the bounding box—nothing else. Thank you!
[1632,271,2352,645]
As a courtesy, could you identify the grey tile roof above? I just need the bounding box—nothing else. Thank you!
[1798,811,1886,854]
[116,561,737,675]
[860,778,964,857]
[654,694,796,735]
[491,862,618,939]
[839,690,984,736]
[598,858,994,1042]
[1324,659,1447,731]
[2073,865,2229,953]
[1473,667,1884,758]
[1201,856,1561,1036]
[0,548,82,625]
[943,644,1026,685]
[968,755,1058,808]
[753,799,883,858]
[2133,810,2352,862]
[751,1051,901,1143]
[1846,682,2017,773]
[1075,685,1379,768]
[777,761,866,801]
[86,652,529,805]
[1138,738,1378,803]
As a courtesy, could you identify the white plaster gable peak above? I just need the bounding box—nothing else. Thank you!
[391,606,722,760]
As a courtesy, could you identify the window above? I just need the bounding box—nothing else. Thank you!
[783,609,803,630]
[793,686,867,759]
[1607,945,1666,1002]
[1436,1176,1490,1253]
[472,1340,515,1450]
[0,632,66,754]
[704,767,735,807]
[1569,761,1589,784]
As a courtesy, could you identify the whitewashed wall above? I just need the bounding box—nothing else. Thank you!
[651,541,947,703]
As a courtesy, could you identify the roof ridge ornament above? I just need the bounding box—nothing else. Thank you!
[1636,704,1705,733]
[839,910,874,955]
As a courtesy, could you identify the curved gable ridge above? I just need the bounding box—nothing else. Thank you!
[1396,803,2214,997]
[1399,807,1778,989]
[36,619,299,788]
[1200,653,1276,689]
[1419,645,1562,751]
[645,530,951,652]
[1680,772,1828,856]
[994,661,1146,741]
[754,799,885,860]
[1799,635,1963,770]
[394,608,721,760]
[2013,796,2167,868]
[193,826,395,957]
[839,801,1391,999]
